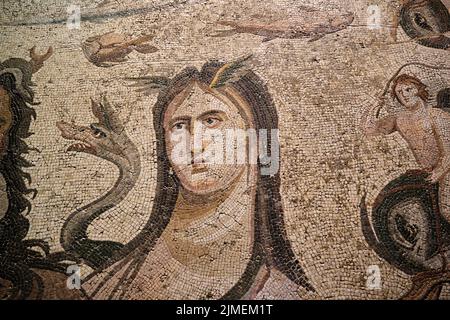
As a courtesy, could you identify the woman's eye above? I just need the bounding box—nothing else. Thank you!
[172,122,187,131]
[203,117,221,128]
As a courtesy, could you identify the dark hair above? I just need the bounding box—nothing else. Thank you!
[391,74,430,103]
[0,60,68,300]
[437,88,450,109]
[85,61,314,299]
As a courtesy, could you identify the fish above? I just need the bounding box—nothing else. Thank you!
[211,10,354,43]
[82,32,158,67]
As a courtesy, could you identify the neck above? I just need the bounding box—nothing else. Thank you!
[406,99,427,113]
[60,148,141,251]
[163,166,257,266]
[173,173,244,222]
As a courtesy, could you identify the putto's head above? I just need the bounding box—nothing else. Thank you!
[163,80,254,196]
[391,74,429,110]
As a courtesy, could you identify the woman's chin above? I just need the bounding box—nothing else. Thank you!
[180,179,223,196]
[175,165,247,197]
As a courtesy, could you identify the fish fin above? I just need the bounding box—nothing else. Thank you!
[109,56,128,62]
[262,36,276,42]
[134,44,158,54]
[210,29,238,38]
[297,4,320,12]
[131,33,155,45]
[94,61,117,68]
[139,33,155,42]
[216,20,237,27]
[308,34,325,42]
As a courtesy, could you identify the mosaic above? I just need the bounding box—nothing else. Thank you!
[0,0,449,300]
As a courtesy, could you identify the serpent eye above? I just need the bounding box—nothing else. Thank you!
[414,12,433,31]
[90,125,107,138]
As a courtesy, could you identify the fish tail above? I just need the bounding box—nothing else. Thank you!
[217,20,238,27]
[211,30,238,38]
[127,34,155,46]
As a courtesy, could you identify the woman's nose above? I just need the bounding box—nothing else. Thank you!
[190,121,203,154]
[191,141,203,155]
[190,121,211,154]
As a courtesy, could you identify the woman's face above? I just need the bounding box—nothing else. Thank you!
[0,87,13,157]
[164,82,252,195]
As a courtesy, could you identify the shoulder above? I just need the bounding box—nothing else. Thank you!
[429,108,450,124]
[430,107,450,117]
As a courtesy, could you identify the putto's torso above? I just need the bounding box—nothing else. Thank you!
[396,108,440,170]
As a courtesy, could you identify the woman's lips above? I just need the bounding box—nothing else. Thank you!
[191,164,209,174]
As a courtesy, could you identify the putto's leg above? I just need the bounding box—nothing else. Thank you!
[439,173,450,225]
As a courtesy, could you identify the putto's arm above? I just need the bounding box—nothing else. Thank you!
[361,97,397,136]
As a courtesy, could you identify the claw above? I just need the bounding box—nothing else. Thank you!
[29,46,53,73]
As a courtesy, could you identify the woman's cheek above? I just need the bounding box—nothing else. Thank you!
[168,130,192,167]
